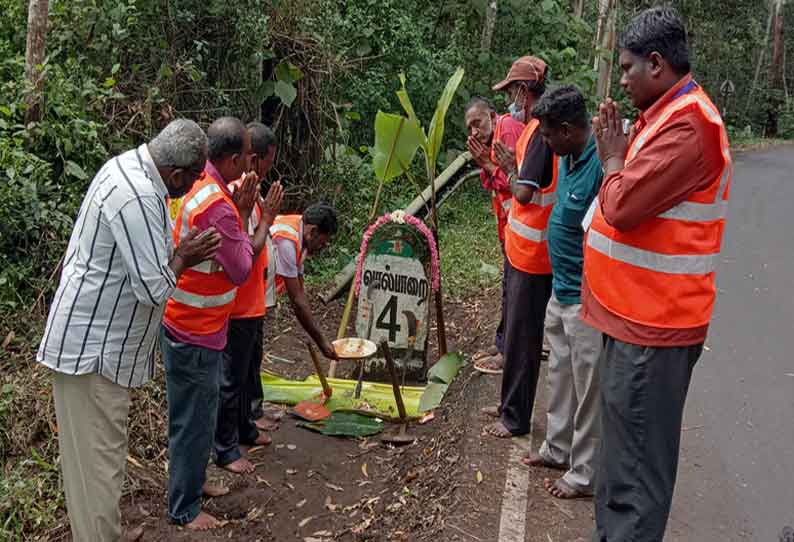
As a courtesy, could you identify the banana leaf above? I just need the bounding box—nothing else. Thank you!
[419,352,464,412]
[427,352,464,385]
[261,371,425,420]
[297,412,384,438]
[425,67,465,178]
[371,112,424,182]
[418,382,448,413]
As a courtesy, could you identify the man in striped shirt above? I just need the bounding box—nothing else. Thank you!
[37,119,222,542]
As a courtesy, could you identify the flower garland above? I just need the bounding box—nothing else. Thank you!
[354,210,440,297]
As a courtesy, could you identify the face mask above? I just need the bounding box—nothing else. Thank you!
[509,85,528,121]
[508,101,524,121]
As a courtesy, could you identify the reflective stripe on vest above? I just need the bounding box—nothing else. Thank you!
[190,260,223,274]
[271,216,304,267]
[587,229,716,275]
[584,83,730,329]
[271,223,300,238]
[531,189,557,207]
[171,287,237,309]
[507,215,547,242]
[178,182,222,241]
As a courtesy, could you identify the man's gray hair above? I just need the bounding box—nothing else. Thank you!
[148,119,208,169]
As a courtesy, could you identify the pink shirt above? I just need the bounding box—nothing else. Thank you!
[163,161,253,350]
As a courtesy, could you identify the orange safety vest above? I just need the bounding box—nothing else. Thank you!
[489,114,513,240]
[271,214,304,295]
[228,179,268,319]
[504,119,559,274]
[163,171,243,335]
[583,84,732,329]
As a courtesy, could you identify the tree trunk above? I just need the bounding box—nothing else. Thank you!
[24,0,49,124]
[747,0,775,117]
[596,0,618,99]
[480,0,497,52]
[593,0,608,70]
[573,0,585,18]
[767,0,785,136]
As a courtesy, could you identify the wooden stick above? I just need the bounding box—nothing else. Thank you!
[306,343,332,398]
[380,340,407,421]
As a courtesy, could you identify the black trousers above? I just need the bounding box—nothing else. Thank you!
[494,253,508,353]
[499,260,552,435]
[214,316,263,466]
[248,319,266,420]
[593,336,702,542]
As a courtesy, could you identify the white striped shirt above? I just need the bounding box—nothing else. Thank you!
[37,145,176,388]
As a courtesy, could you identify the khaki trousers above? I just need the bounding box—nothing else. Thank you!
[538,293,602,492]
[53,371,130,542]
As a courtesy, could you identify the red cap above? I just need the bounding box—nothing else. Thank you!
[492,56,548,91]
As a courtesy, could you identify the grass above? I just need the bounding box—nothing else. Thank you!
[0,324,66,541]
[435,182,503,295]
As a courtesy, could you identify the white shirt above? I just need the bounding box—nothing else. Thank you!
[37,145,176,388]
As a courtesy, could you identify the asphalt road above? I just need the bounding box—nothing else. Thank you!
[668,145,794,542]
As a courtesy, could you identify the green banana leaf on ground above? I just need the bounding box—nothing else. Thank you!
[261,352,464,420]
[297,412,385,437]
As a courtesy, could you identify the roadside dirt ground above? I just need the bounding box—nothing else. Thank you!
[43,284,594,542]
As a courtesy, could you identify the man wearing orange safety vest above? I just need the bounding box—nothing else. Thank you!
[583,8,732,541]
[270,203,340,361]
[464,96,525,374]
[215,122,284,477]
[160,117,266,532]
[482,56,558,439]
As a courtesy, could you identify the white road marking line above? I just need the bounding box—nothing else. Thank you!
[497,423,534,542]
[497,436,532,541]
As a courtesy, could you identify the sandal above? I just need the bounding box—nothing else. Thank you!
[474,354,504,374]
[472,346,499,363]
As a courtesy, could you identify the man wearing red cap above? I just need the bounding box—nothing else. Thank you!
[482,56,558,439]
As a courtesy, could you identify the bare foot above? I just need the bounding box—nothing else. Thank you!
[543,477,593,499]
[482,421,515,438]
[255,417,279,431]
[254,431,272,446]
[521,452,568,470]
[202,482,229,498]
[263,409,285,422]
[220,456,255,474]
[480,405,500,418]
[185,510,221,531]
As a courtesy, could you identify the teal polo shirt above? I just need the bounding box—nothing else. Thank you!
[547,136,603,305]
